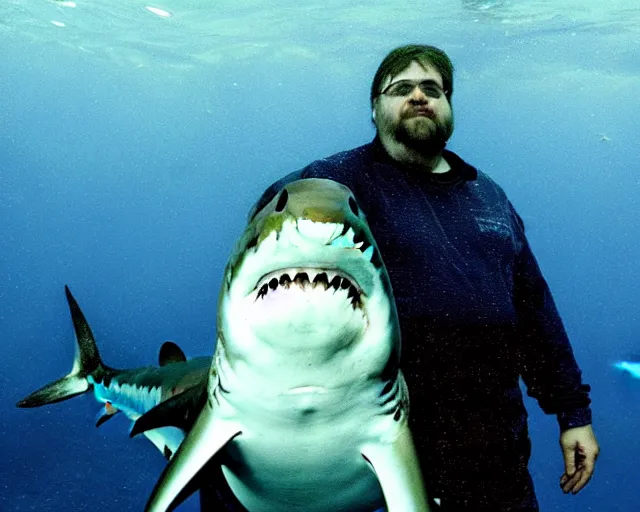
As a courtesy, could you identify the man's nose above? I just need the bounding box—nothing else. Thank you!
[408,86,428,103]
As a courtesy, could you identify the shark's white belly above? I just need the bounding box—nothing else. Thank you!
[218,384,390,512]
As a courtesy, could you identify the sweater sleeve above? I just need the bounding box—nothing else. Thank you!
[509,203,592,431]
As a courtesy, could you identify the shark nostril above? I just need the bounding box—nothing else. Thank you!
[348,197,359,216]
[275,190,289,212]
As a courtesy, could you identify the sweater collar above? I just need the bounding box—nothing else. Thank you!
[370,136,478,184]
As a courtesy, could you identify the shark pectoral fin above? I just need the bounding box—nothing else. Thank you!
[145,403,242,512]
[130,385,207,438]
[140,427,185,461]
[95,403,119,428]
[361,422,430,512]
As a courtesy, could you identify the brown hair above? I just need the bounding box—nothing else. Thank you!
[370,44,454,106]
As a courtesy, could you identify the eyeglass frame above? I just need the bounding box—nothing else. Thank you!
[376,79,448,99]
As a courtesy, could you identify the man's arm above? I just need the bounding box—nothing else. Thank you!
[509,203,599,493]
[509,204,591,427]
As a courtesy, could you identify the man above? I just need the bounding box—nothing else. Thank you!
[248,45,599,511]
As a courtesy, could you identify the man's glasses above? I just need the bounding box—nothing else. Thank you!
[379,80,446,99]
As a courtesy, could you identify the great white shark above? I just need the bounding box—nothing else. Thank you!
[18,178,430,511]
[142,178,429,512]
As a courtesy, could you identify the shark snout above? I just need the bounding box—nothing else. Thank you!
[295,218,346,245]
[300,207,347,224]
[276,178,360,225]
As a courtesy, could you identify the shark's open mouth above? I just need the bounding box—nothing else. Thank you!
[254,268,363,309]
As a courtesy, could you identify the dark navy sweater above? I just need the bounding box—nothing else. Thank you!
[252,139,592,493]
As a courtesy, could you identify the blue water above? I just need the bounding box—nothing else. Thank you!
[1,1,639,510]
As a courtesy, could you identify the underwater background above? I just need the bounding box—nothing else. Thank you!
[1,0,639,510]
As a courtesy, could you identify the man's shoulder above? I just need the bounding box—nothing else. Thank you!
[474,169,508,196]
[453,153,509,202]
[301,142,374,179]
[460,161,526,233]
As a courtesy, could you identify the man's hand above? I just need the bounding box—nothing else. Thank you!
[559,424,599,494]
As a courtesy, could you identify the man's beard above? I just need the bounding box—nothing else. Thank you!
[395,114,454,156]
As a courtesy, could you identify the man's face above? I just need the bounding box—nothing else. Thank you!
[373,61,454,156]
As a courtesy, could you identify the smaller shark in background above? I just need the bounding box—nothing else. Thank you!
[613,358,640,380]
[17,285,211,461]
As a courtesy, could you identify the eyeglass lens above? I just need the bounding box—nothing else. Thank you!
[384,80,444,98]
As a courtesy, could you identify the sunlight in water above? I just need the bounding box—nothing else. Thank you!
[145,6,172,18]
[2,0,639,69]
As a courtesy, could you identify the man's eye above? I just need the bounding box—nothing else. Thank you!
[422,86,440,97]
[393,84,413,95]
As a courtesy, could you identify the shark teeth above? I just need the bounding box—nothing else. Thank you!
[255,268,363,309]
[329,226,374,263]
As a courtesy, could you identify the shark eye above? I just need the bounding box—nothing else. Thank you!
[275,189,289,212]
[348,197,359,216]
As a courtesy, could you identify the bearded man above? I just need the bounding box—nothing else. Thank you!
[248,44,600,511]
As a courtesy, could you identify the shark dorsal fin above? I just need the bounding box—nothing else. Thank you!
[159,341,187,366]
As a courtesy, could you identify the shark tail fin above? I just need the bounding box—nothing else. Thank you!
[17,285,108,408]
